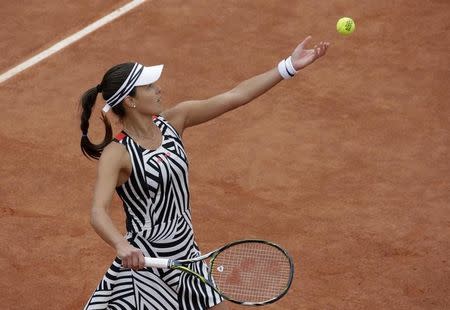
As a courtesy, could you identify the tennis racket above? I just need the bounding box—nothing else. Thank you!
[144,239,294,306]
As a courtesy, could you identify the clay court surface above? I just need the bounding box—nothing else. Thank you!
[1,1,449,309]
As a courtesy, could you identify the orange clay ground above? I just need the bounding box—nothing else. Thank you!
[1,1,449,309]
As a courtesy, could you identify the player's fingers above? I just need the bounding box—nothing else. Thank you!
[317,42,324,56]
[317,42,327,57]
[321,42,330,56]
[138,254,145,270]
[314,45,320,58]
[299,35,312,48]
[131,252,140,270]
[122,257,129,269]
[322,43,330,55]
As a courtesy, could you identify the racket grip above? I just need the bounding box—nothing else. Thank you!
[144,257,171,269]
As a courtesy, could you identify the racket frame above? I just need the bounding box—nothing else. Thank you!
[144,239,295,306]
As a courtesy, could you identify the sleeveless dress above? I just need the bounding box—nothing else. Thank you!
[84,115,222,310]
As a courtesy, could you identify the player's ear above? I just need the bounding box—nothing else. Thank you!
[123,96,136,109]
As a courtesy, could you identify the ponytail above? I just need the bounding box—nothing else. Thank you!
[79,86,113,160]
[79,62,136,160]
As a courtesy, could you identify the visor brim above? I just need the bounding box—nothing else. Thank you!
[135,64,164,86]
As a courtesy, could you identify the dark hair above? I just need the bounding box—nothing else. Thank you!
[79,63,137,160]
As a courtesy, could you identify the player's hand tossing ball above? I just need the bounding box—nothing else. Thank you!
[336,17,355,36]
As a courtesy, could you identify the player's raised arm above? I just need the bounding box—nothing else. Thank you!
[163,36,329,134]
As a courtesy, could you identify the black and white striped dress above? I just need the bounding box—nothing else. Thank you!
[84,115,222,309]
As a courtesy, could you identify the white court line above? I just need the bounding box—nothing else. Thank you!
[0,0,147,84]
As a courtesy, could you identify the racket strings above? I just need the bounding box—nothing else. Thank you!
[211,242,292,303]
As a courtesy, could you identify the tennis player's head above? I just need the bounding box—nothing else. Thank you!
[79,62,163,160]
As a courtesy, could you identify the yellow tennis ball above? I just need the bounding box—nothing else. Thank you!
[336,17,355,36]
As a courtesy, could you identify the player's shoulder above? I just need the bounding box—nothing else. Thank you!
[161,106,185,136]
[98,140,128,169]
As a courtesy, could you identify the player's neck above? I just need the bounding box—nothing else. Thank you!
[122,114,158,139]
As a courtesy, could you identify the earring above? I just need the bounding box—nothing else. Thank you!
[133,104,136,108]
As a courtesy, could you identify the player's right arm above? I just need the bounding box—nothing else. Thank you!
[90,142,145,270]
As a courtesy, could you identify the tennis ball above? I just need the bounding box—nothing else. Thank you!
[336,17,355,36]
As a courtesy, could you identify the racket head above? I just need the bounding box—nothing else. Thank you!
[209,239,294,306]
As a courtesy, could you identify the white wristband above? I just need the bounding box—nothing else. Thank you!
[285,56,298,76]
[278,59,292,79]
[277,57,297,80]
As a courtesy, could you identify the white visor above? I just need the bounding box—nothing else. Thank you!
[102,63,164,112]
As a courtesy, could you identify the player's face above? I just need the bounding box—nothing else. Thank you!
[134,83,162,114]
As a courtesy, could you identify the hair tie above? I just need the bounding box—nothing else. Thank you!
[96,84,103,93]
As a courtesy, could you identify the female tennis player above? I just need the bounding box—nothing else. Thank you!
[80,36,329,309]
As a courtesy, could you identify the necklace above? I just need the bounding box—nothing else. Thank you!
[124,130,155,140]
[123,127,162,150]
[123,124,162,143]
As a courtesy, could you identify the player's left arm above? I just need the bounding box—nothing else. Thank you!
[163,36,329,134]
[163,67,282,134]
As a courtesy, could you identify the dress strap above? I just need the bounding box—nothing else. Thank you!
[113,131,127,143]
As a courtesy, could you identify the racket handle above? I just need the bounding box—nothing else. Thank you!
[144,257,171,269]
